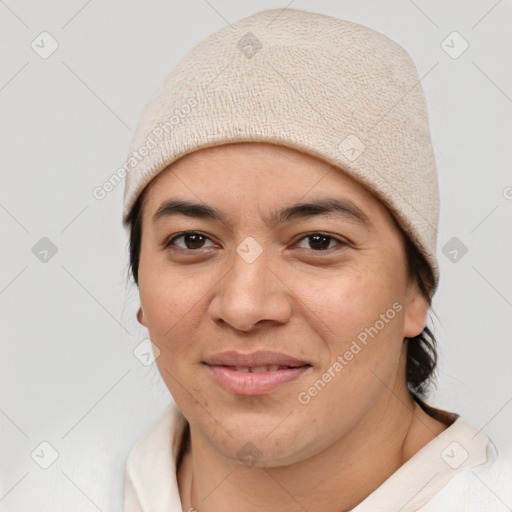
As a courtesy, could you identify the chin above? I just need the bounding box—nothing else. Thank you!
[208,423,319,469]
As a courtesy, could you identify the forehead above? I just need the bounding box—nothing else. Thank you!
[141,142,395,228]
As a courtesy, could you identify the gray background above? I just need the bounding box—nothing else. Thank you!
[1,0,511,510]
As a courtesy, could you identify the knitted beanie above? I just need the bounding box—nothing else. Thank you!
[121,8,440,293]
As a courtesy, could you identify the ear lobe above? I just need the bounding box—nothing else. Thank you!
[403,287,430,338]
[137,307,147,327]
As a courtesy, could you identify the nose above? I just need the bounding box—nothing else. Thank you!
[208,246,293,333]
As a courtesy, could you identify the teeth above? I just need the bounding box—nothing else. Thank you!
[232,364,287,372]
[251,365,270,373]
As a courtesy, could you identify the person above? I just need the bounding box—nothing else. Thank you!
[120,8,511,511]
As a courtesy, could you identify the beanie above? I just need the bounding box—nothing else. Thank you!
[121,7,440,293]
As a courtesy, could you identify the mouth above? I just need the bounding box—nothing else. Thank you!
[203,349,311,368]
[217,364,308,373]
[203,351,312,396]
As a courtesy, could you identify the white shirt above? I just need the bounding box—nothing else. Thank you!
[123,402,511,511]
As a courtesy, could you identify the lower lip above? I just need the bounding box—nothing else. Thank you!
[206,365,311,396]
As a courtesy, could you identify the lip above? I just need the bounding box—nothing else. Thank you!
[204,350,310,367]
[206,365,311,396]
[203,350,312,396]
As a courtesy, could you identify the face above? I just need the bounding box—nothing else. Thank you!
[137,142,429,467]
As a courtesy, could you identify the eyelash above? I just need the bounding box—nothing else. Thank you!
[163,231,348,254]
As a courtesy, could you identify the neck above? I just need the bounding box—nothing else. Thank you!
[178,377,447,512]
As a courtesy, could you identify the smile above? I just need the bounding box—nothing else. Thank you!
[205,363,311,396]
[225,364,299,372]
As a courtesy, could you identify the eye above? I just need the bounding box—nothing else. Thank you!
[163,231,347,254]
[294,233,346,252]
[164,231,216,251]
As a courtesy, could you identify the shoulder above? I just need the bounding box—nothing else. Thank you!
[420,433,512,511]
[126,402,185,469]
[123,402,188,512]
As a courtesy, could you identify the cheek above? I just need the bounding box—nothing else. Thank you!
[311,268,406,394]
[138,256,210,357]
[295,277,406,438]
[294,266,407,412]
[139,268,209,400]
[294,264,405,349]
[139,243,194,313]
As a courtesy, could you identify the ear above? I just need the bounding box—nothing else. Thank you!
[137,307,148,327]
[403,282,430,338]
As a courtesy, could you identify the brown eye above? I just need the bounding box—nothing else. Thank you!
[295,233,345,251]
[165,231,215,251]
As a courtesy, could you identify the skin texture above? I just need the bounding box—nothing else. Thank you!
[137,142,447,512]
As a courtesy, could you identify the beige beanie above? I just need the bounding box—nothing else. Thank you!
[121,8,440,292]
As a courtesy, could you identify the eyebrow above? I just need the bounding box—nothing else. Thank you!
[152,197,373,230]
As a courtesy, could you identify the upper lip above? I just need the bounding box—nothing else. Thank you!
[204,350,311,368]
